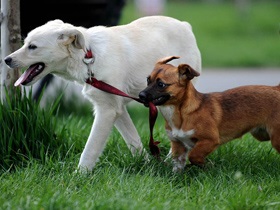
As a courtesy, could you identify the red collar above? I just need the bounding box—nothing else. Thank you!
[85,49,93,58]
[83,49,95,65]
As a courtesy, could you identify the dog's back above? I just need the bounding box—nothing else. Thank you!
[200,84,280,143]
[85,16,202,96]
[87,16,201,68]
[217,84,280,117]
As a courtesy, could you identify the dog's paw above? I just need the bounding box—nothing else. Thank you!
[74,168,88,175]
[137,148,150,162]
[172,165,184,173]
[75,165,93,175]
[172,161,185,173]
[143,151,151,162]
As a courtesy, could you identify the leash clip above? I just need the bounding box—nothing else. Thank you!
[87,70,94,83]
[83,49,95,82]
[83,57,95,65]
[83,49,95,64]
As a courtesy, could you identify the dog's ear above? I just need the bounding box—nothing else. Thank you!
[157,56,180,65]
[178,64,200,81]
[58,29,85,50]
[48,19,64,25]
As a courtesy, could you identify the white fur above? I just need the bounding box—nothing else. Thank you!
[160,105,196,171]
[167,129,195,149]
[172,153,186,173]
[5,16,201,172]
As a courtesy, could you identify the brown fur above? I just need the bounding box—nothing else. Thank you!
[139,56,280,171]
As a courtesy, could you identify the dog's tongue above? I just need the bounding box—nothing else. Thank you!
[14,65,37,86]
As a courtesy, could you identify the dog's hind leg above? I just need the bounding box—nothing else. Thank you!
[188,139,219,167]
[114,107,147,158]
[250,126,270,141]
[270,125,280,153]
[78,106,118,173]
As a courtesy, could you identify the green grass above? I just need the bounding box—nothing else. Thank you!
[1,100,280,209]
[121,1,280,67]
[0,162,271,209]
[0,88,85,171]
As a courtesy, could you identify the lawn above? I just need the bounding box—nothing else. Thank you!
[1,96,280,209]
[1,1,280,210]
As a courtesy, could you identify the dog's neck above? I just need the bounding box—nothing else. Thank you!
[176,82,203,115]
[60,46,91,84]
[161,82,203,129]
[66,48,95,84]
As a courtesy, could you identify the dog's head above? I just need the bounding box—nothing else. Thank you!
[4,19,87,86]
[139,56,200,106]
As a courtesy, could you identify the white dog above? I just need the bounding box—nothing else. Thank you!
[4,16,202,172]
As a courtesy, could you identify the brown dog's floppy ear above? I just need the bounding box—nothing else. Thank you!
[178,64,200,81]
[58,29,85,50]
[157,56,180,65]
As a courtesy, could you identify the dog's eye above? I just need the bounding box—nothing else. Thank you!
[157,81,166,88]
[28,44,37,50]
[147,77,151,85]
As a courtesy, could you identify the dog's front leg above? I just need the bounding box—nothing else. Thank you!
[114,107,148,158]
[171,140,187,172]
[78,106,117,173]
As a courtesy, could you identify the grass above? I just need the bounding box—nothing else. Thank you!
[121,1,280,67]
[1,1,280,209]
[0,88,59,169]
[1,118,280,209]
[1,98,280,209]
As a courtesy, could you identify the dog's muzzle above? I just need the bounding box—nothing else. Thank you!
[139,91,151,107]
[4,56,12,66]
[5,57,46,86]
[139,90,170,106]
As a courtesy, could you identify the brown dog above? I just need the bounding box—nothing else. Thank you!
[139,56,280,172]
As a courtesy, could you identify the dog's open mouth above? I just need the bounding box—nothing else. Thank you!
[14,62,45,86]
[152,95,170,106]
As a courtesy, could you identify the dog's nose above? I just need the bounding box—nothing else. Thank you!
[4,57,12,65]
[139,91,148,102]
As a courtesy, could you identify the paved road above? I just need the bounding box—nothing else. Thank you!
[196,67,280,93]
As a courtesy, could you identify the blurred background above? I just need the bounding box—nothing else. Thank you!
[123,0,279,68]
[18,0,280,108]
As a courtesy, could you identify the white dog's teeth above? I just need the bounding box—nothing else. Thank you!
[38,65,43,70]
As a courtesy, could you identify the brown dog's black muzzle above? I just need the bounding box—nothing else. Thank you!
[139,90,152,107]
[139,89,170,106]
